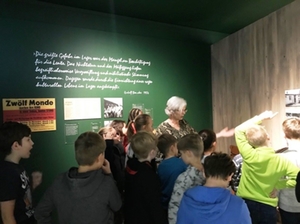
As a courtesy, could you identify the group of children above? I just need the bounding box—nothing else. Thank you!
[235,111,300,224]
[1,109,300,224]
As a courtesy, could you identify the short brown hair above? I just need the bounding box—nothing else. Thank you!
[245,124,268,147]
[282,117,300,140]
[157,133,177,157]
[131,131,157,159]
[177,134,203,157]
[204,152,236,180]
[75,132,106,165]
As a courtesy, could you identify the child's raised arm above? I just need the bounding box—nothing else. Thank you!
[234,111,277,160]
[257,111,278,121]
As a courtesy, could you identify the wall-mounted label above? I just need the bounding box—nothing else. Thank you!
[2,98,56,132]
[64,98,101,120]
[64,123,79,145]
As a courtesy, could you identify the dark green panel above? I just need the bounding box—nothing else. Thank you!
[0,11,213,207]
[0,18,212,128]
[36,0,294,34]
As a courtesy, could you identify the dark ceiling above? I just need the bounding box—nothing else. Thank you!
[38,0,294,34]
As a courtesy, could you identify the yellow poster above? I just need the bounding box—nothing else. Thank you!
[2,98,56,132]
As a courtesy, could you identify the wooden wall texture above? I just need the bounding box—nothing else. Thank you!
[211,0,300,153]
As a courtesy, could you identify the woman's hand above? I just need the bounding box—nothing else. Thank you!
[216,127,235,138]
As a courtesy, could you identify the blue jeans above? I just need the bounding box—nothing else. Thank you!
[243,199,277,224]
[279,208,300,224]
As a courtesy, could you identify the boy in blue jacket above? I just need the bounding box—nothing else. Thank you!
[157,133,187,210]
[177,152,251,224]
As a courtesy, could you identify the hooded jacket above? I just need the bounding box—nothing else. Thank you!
[235,116,299,207]
[34,167,122,224]
[124,157,167,224]
[177,186,251,224]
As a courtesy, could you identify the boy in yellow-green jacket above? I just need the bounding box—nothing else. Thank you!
[235,111,300,224]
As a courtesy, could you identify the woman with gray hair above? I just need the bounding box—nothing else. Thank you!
[156,96,196,139]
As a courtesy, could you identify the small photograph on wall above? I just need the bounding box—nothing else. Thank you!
[104,98,123,118]
[285,89,300,118]
[104,120,112,127]
[144,108,153,119]
[132,103,144,112]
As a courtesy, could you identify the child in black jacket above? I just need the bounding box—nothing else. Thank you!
[124,131,167,224]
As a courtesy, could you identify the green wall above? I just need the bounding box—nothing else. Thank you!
[0,1,221,204]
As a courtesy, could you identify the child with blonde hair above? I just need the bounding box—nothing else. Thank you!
[278,117,300,224]
[124,132,167,224]
[235,111,300,224]
[98,127,124,193]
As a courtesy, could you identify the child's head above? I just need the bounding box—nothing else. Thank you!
[177,134,203,164]
[198,129,217,153]
[126,108,143,128]
[157,133,178,158]
[127,114,153,140]
[204,152,236,181]
[0,121,33,159]
[130,131,157,160]
[75,131,106,166]
[282,117,300,140]
[110,120,126,136]
[98,127,116,139]
[245,124,268,147]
